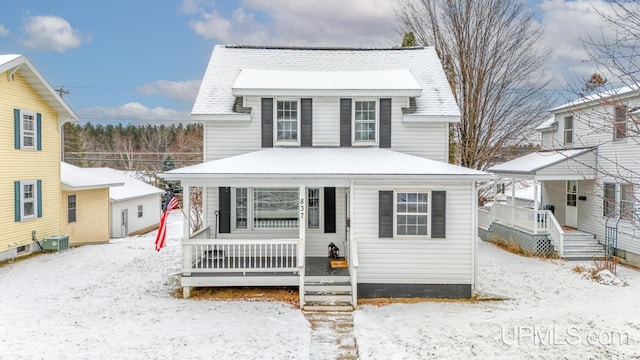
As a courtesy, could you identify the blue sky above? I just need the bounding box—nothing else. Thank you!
[0,0,614,123]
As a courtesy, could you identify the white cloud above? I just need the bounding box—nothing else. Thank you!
[78,102,189,122]
[136,80,202,103]
[183,0,399,46]
[20,15,88,52]
[0,24,9,37]
[538,0,616,87]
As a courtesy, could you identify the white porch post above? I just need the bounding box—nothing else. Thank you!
[510,177,516,227]
[298,185,306,309]
[183,185,191,239]
[533,179,539,211]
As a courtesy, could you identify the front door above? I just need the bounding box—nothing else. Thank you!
[121,209,129,237]
[566,181,578,228]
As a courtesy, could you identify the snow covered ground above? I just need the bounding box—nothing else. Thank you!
[1,213,639,359]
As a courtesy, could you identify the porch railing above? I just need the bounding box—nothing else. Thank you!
[492,203,549,234]
[182,238,299,274]
[546,211,565,257]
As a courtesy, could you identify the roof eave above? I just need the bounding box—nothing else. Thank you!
[231,88,423,97]
[403,114,460,123]
[191,113,251,121]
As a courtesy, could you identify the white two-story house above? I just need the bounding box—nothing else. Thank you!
[162,45,491,309]
[485,87,640,267]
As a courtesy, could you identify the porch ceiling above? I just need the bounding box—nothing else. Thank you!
[161,148,492,183]
[489,148,597,180]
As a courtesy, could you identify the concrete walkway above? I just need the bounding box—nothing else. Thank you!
[305,311,358,359]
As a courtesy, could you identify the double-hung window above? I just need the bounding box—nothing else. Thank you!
[621,182,634,220]
[21,181,37,220]
[235,188,248,230]
[253,188,299,228]
[614,106,627,140]
[68,195,77,223]
[564,115,573,146]
[137,205,143,218]
[603,182,616,217]
[395,192,429,236]
[353,100,377,144]
[308,188,321,230]
[21,111,36,149]
[275,100,299,145]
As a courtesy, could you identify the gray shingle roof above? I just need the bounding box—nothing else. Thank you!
[192,45,459,118]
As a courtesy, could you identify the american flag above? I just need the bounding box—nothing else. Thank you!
[155,190,179,252]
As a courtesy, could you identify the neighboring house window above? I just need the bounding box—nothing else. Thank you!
[614,106,627,140]
[395,192,429,236]
[353,100,377,143]
[308,188,320,230]
[68,195,77,223]
[21,111,36,149]
[621,182,634,220]
[564,115,573,145]
[235,188,248,229]
[137,205,143,218]
[603,182,616,217]
[275,100,299,144]
[253,188,298,228]
[21,181,37,220]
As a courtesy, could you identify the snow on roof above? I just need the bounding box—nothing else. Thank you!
[85,168,164,201]
[61,162,124,190]
[550,85,639,113]
[193,45,459,119]
[231,69,422,97]
[535,116,557,131]
[489,149,591,175]
[0,54,79,123]
[163,148,490,179]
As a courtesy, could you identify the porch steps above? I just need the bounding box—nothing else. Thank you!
[303,275,354,311]
[561,232,606,259]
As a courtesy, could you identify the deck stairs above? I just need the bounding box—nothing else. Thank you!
[303,274,353,312]
[560,230,606,259]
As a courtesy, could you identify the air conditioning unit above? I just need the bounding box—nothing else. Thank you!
[41,235,69,251]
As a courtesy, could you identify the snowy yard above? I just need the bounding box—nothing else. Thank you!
[1,213,639,359]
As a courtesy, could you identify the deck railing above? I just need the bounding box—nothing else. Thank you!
[182,239,299,274]
[478,207,491,230]
[546,211,565,257]
[492,203,549,234]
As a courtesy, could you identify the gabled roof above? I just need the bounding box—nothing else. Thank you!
[61,162,124,191]
[85,168,164,201]
[193,45,459,122]
[550,86,639,113]
[535,116,557,132]
[0,54,79,124]
[489,148,592,175]
[163,148,490,180]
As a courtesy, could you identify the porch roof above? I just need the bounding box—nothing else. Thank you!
[162,148,491,180]
[489,148,596,180]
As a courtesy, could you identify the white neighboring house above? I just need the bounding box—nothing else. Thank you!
[85,168,164,238]
[484,87,640,266]
[161,45,491,309]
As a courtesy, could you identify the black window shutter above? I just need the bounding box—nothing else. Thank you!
[380,98,392,148]
[324,187,336,233]
[378,191,393,238]
[340,98,352,147]
[218,187,231,233]
[301,98,313,147]
[261,98,273,148]
[431,191,446,238]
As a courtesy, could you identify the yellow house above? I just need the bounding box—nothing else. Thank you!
[60,162,124,245]
[0,54,79,261]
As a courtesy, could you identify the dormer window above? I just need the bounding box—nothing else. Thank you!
[564,115,573,146]
[353,99,378,145]
[275,99,300,145]
[614,105,627,140]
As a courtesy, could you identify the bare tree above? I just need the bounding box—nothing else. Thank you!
[397,0,550,170]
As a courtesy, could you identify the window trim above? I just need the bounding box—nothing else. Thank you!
[352,98,379,146]
[613,105,627,141]
[563,115,573,146]
[393,190,431,239]
[273,98,301,146]
[20,180,37,221]
[20,110,37,150]
[307,187,323,231]
[232,187,301,231]
[137,204,144,218]
[68,194,77,223]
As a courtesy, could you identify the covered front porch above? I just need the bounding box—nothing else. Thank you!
[481,148,605,258]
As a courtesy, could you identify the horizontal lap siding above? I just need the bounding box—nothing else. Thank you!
[205,186,346,257]
[111,196,161,238]
[541,181,566,226]
[353,181,473,284]
[576,180,607,244]
[0,72,61,251]
[537,152,596,178]
[391,98,449,162]
[312,98,340,147]
[61,189,110,244]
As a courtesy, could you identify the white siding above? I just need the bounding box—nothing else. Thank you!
[205,96,450,162]
[110,195,161,238]
[541,130,556,150]
[536,152,597,180]
[205,186,346,257]
[352,180,474,284]
[541,180,566,226]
